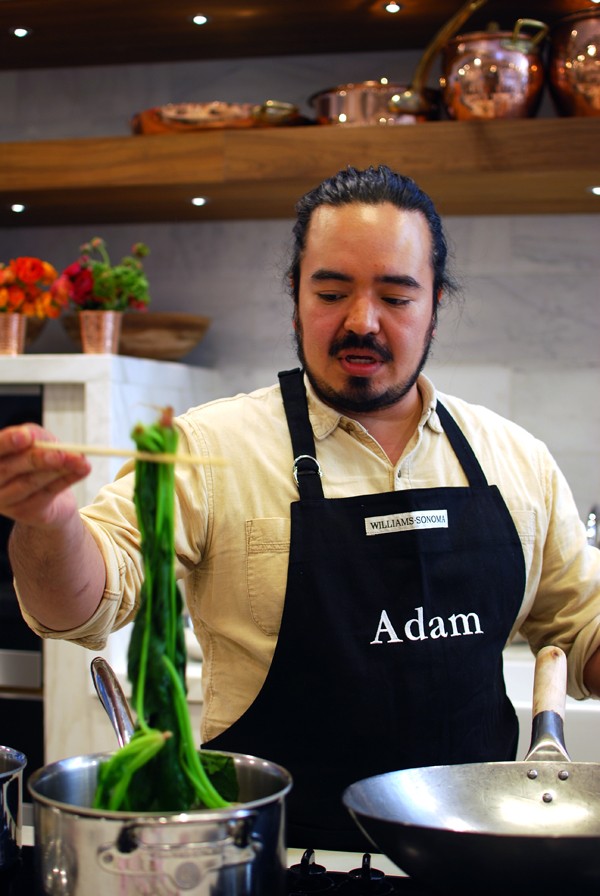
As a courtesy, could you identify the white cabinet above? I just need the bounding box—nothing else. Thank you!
[0,354,221,761]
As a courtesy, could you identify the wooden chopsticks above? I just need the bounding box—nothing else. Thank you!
[33,440,227,466]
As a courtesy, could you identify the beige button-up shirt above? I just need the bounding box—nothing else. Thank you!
[21,374,600,741]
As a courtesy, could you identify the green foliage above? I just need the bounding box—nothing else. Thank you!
[93,408,234,812]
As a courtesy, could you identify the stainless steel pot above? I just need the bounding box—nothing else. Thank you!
[0,745,27,870]
[28,750,292,895]
[548,9,600,117]
[344,646,600,894]
[442,18,548,120]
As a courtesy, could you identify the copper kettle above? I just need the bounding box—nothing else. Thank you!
[441,18,549,120]
[548,9,600,117]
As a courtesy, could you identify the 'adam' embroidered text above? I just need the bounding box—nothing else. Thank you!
[371,606,483,644]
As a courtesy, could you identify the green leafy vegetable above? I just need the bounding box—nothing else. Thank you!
[94,407,234,812]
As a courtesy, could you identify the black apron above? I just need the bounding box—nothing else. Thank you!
[205,368,526,851]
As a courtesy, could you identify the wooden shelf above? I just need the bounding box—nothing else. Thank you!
[2,117,600,225]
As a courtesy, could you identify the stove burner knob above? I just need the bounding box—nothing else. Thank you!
[288,848,335,892]
[346,853,393,894]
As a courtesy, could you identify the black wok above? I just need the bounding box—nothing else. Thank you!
[343,646,600,894]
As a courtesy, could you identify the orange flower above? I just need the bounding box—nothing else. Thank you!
[12,257,45,284]
[0,256,64,318]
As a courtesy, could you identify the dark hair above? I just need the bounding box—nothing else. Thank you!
[286,165,459,306]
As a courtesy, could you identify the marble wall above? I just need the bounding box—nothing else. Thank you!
[1,49,599,517]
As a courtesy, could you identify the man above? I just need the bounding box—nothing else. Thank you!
[2,165,600,850]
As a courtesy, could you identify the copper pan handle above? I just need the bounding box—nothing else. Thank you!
[512,18,549,49]
[410,0,489,95]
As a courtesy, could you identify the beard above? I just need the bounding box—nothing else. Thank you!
[294,318,435,415]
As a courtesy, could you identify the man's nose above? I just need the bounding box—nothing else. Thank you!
[344,296,379,334]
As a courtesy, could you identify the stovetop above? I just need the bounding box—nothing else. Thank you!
[0,847,36,895]
[5,846,433,895]
[287,849,431,894]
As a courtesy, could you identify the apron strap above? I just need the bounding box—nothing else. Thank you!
[279,368,324,500]
[278,371,489,493]
[436,401,489,488]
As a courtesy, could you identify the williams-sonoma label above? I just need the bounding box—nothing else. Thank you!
[365,509,448,536]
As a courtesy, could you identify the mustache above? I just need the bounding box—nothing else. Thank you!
[328,333,393,362]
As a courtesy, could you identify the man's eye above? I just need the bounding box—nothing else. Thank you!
[383,296,410,306]
[318,292,344,302]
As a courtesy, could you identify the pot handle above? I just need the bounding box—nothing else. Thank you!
[410,0,489,94]
[90,656,135,748]
[511,18,549,49]
[97,815,259,888]
[252,100,299,124]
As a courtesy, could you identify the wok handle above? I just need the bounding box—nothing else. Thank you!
[532,645,567,718]
[525,645,571,762]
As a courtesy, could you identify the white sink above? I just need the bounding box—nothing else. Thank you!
[503,645,600,761]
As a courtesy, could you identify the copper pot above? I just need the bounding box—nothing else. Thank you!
[442,18,548,120]
[548,9,600,117]
[309,0,487,125]
[308,80,442,125]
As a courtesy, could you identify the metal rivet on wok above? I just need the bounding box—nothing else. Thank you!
[542,792,554,803]
[558,770,569,780]
[527,769,538,779]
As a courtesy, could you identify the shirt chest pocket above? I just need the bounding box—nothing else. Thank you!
[246,518,291,635]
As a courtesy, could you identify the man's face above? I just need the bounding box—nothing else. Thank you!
[294,201,437,416]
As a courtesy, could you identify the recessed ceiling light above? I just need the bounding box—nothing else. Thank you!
[383,2,402,12]
[10,27,31,38]
[10,203,26,213]
[192,14,209,26]
[191,196,208,206]
[589,186,600,196]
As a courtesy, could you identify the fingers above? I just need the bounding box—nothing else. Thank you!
[0,424,88,470]
[0,424,91,526]
[0,422,39,457]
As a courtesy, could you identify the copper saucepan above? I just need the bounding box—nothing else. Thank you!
[309,0,488,125]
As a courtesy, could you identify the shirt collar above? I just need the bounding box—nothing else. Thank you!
[303,372,443,440]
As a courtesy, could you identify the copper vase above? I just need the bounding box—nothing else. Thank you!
[79,310,123,354]
[0,314,27,355]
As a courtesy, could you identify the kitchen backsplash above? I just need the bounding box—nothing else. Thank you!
[0,50,598,519]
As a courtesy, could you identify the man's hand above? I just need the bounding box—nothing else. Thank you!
[1,423,105,631]
[0,423,91,528]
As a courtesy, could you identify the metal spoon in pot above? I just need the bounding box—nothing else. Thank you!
[90,656,135,747]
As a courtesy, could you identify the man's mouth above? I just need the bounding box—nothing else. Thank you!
[343,353,378,364]
[330,335,392,363]
[339,352,384,375]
